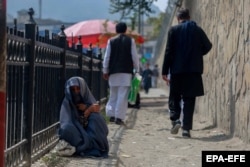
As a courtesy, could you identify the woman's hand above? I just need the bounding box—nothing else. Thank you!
[84,104,100,118]
[76,104,87,112]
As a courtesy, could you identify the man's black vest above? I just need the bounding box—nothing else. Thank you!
[108,34,133,75]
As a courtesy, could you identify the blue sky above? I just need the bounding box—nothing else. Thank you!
[153,0,168,12]
[7,0,166,22]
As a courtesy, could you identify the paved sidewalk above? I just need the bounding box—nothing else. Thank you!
[33,88,250,167]
[117,88,250,167]
[139,87,168,99]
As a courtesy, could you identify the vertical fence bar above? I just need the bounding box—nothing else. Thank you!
[25,8,36,166]
[58,25,67,84]
[0,0,6,166]
[87,44,93,90]
[76,37,83,77]
[98,51,102,102]
[13,18,17,35]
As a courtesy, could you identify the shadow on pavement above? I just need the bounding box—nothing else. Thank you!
[125,109,138,129]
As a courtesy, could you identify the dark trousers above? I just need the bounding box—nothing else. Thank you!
[169,95,196,130]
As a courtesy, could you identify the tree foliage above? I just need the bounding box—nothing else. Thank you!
[109,0,165,41]
[146,12,165,40]
[109,0,157,19]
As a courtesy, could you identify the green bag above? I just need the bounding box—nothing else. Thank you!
[128,73,142,105]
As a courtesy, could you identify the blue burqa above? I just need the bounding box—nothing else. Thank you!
[58,76,109,157]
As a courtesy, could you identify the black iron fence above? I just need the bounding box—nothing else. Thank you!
[4,9,108,167]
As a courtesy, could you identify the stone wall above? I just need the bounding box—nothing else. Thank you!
[157,0,250,143]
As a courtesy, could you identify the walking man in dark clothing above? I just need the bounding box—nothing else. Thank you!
[142,63,153,94]
[152,64,159,88]
[161,8,212,138]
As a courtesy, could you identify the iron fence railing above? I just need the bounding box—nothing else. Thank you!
[4,8,108,167]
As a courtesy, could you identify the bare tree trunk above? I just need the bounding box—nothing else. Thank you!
[0,0,6,166]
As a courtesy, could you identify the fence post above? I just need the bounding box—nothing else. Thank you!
[76,36,83,77]
[0,0,6,166]
[98,49,102,101]
[58,25,67,83]
[13,18,17,35]
[25,8,36,166]
[87,44,93,90]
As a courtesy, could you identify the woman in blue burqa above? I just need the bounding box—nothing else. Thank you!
[58,76,109,157]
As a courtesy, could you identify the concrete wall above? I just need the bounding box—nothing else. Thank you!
[157,0,250,143]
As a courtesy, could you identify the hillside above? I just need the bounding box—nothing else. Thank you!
[7,0,161,23]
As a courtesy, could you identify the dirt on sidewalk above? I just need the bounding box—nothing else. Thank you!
[117,97,250,167]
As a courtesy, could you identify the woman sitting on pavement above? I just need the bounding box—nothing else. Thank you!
[57,76,109,157]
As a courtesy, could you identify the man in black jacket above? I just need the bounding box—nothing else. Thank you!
[162,8,212,138]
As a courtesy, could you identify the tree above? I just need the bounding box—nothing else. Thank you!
[109,0,157,19]
[146,12,165,40]
[109,0,157,34]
